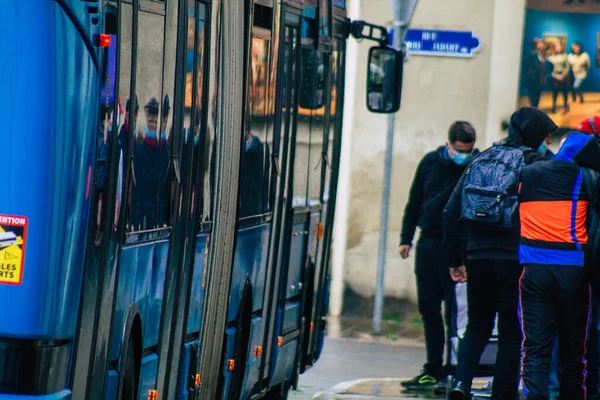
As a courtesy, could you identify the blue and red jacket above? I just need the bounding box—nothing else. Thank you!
[519,132,600,267]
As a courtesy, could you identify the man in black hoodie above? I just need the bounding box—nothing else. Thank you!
[444,107,557,400]
[399,121,478,390]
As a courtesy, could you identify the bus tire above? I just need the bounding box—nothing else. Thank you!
[121,336,138,400]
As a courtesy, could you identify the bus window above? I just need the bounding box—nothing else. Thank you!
[93,7,118,247]
[128,10,167,231]
[181,0,196,192]
[194,5,213,225]
[162,0,178,226]
[240,35,272,218]
[280,26,299,201]
[323,47,341,206]
[116,2,135,235]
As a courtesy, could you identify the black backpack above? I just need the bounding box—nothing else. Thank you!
[460,143,532,229]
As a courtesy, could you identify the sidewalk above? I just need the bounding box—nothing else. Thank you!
[311,378,491,399]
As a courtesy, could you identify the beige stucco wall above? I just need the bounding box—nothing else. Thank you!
[337,0,527,308]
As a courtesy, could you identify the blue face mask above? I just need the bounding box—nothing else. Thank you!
[537,142,548,155]
[448,147,472,166]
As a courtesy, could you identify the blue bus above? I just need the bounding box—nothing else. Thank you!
[1,1,400,399]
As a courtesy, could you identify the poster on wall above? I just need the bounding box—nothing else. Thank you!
[519,0,600,128]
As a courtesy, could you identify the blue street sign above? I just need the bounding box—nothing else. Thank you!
[403,29,481,58]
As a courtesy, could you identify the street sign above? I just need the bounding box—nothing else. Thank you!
[404,29,481,58]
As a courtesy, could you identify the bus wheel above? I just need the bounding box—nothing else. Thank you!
[121,336,137,400]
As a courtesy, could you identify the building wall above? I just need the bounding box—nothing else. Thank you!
[334,0,527,311]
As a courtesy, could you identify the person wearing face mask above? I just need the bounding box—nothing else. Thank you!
[399,121,478,391]
[444,107,557,400]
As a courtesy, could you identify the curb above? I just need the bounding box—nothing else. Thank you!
[311,378,404,399]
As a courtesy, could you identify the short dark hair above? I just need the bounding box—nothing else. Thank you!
[448,121,476,144]
[572,42,584,52]
[532,38,543,51]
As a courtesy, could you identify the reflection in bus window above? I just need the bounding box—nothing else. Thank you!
[128,10,167,231]
[240,37,272,218]
[321,45,341,222]
[93,8,118,246]
[181,0,196,182]
[194,8,215,225]
[281,27,298,203]
[297,46,326,208]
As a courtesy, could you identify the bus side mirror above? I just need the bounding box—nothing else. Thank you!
[366,46,402,114]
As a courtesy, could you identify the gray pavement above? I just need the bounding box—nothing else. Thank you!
[289,337,427,399]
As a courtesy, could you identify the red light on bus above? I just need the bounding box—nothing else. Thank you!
[99,34,111,47]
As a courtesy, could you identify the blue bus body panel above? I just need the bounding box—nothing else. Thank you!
[227,223,270,323]
[110,240,170,360]
[187,234,209,334]
[177,339,200,400]
[271,339,298,385]
[221,327,237,399]
[138,353,159,400]
[0,391,71,400]
[282,301,300,334]
[268,307,283,381]
[269,306,298,387]
[285,222,308,299]
[241,316,264,399]
[104,369,119,400]
[0,2,98,338]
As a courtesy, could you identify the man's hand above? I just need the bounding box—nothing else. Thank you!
[398,245,411,259]
[450,266,467,283]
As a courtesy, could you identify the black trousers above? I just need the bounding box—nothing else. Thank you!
[552,78,570,111]
[415,234,456,376]
[455,259,523,399]
[520,264,590,400]
[587,281,599,398]
[529,83,543,108]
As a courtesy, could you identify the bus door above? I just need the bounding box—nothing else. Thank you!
[294,6,331,373]
[263,6,313,390]
[307,31,346,367]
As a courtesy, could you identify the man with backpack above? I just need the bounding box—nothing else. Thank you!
[443,107,557,399]
[399,121,478,391]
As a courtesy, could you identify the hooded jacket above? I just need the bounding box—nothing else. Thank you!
[400,145,478,245]
[519,132,600,267]
[443,107,557,268]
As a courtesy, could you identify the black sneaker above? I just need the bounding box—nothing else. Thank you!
[400,371,440,390]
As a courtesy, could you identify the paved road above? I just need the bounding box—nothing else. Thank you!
[289,337,426,399]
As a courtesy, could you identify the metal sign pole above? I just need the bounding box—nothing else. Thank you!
[373,0,417,335]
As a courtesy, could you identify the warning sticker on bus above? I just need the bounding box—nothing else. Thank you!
[0,215,28,285]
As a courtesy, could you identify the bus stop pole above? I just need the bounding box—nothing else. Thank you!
[373,0,414,335]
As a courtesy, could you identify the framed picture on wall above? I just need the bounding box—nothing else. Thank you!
[542,33,567,57]
[597,32,600,67]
